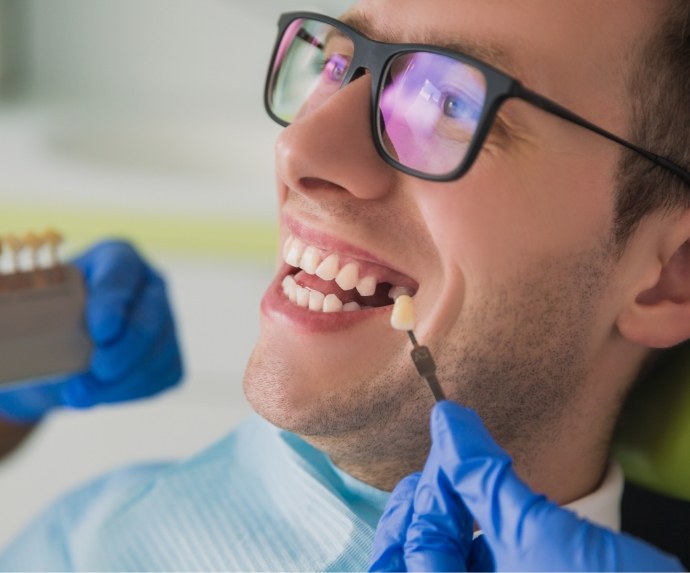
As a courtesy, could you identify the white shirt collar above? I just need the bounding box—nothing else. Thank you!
[564,461,624,531]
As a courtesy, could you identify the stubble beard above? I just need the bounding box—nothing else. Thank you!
[244,239,616,486]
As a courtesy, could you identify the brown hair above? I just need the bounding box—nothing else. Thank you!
[613,0,690,246]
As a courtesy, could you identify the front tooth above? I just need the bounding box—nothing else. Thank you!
[308,290,325,311]
[282,275,297,298]
[300,246,321,275]
[343,301,361,312]
[286,238,306,267]
[282,275,294,293]
[356,276,377,297]
[335,263,359,291]
[287,279,298,302]
[282,236,294,261]
[296,286,310,308]
[389,286,414,301]
[323,294,344,313]
[315,254,339,281]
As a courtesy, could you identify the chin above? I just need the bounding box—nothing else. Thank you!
[243,320,423,439]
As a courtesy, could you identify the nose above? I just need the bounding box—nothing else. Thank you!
[275,74,397,201]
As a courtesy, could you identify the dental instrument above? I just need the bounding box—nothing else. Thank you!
[391,295,446,402]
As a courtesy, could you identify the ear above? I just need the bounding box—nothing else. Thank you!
[617,211,690,349]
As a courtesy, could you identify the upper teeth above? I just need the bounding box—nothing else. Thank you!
[281,235,413,313]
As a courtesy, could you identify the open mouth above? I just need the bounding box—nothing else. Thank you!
[281,235,419,313]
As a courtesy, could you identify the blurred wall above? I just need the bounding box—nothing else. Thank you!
[3,0,351,107]
[0,0,352,257]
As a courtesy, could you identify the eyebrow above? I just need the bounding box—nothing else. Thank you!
[340,10,524,80]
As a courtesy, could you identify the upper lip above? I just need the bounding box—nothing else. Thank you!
[283,215,419,290]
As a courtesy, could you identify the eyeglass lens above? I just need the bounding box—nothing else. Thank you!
[267,17,488,177]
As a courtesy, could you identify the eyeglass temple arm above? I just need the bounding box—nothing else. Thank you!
[515,86,690,187]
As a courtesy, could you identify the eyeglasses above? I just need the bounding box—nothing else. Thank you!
[265,12,690,185]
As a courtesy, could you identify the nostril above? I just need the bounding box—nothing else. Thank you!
[300,177,348,193]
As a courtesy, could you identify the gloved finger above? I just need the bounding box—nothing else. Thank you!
[0,380,68,424]
[369,472,421,572]
[403,420,473,572]
[90,273,175,383]
[63,323,183,407]
[73,241,150,345]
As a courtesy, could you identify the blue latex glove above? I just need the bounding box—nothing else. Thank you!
[370,401,685,572]
[0,240,184,424]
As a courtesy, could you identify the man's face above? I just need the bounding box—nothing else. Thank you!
[244,0,658,482]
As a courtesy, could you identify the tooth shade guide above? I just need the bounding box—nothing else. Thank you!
[390,294,416,331]
[0,264,91,387]
[3,234,22,272]
[1,229,66,286]
[0,229,90,387]
[388,295,448,403]
[24,232,44,270]
[44,228,64,267]
[3,234,23,254]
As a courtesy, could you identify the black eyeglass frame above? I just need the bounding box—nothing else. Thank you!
[265,11,690,185]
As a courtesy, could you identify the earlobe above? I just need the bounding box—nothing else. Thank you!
[618,238,690,349]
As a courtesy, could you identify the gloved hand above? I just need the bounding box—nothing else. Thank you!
[370,400,685,572]
[0,240,184,424]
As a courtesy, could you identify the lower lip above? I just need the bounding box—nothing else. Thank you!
[260,271,392,333]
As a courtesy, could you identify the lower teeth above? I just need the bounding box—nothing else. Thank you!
[282,274,411,313]
[283,281,364,313]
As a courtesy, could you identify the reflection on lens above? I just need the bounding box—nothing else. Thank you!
[378,51,487,176]
[268,19,354,123]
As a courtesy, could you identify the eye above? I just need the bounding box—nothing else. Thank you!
[441,91,481,121]
[323,53,349,83]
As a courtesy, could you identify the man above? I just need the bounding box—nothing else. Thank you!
[1,0,689,570]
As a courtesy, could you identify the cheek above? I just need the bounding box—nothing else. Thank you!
[415,157,615,284]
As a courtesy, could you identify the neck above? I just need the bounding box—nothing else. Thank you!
[486,341,644,505]
[510,406,613,506]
